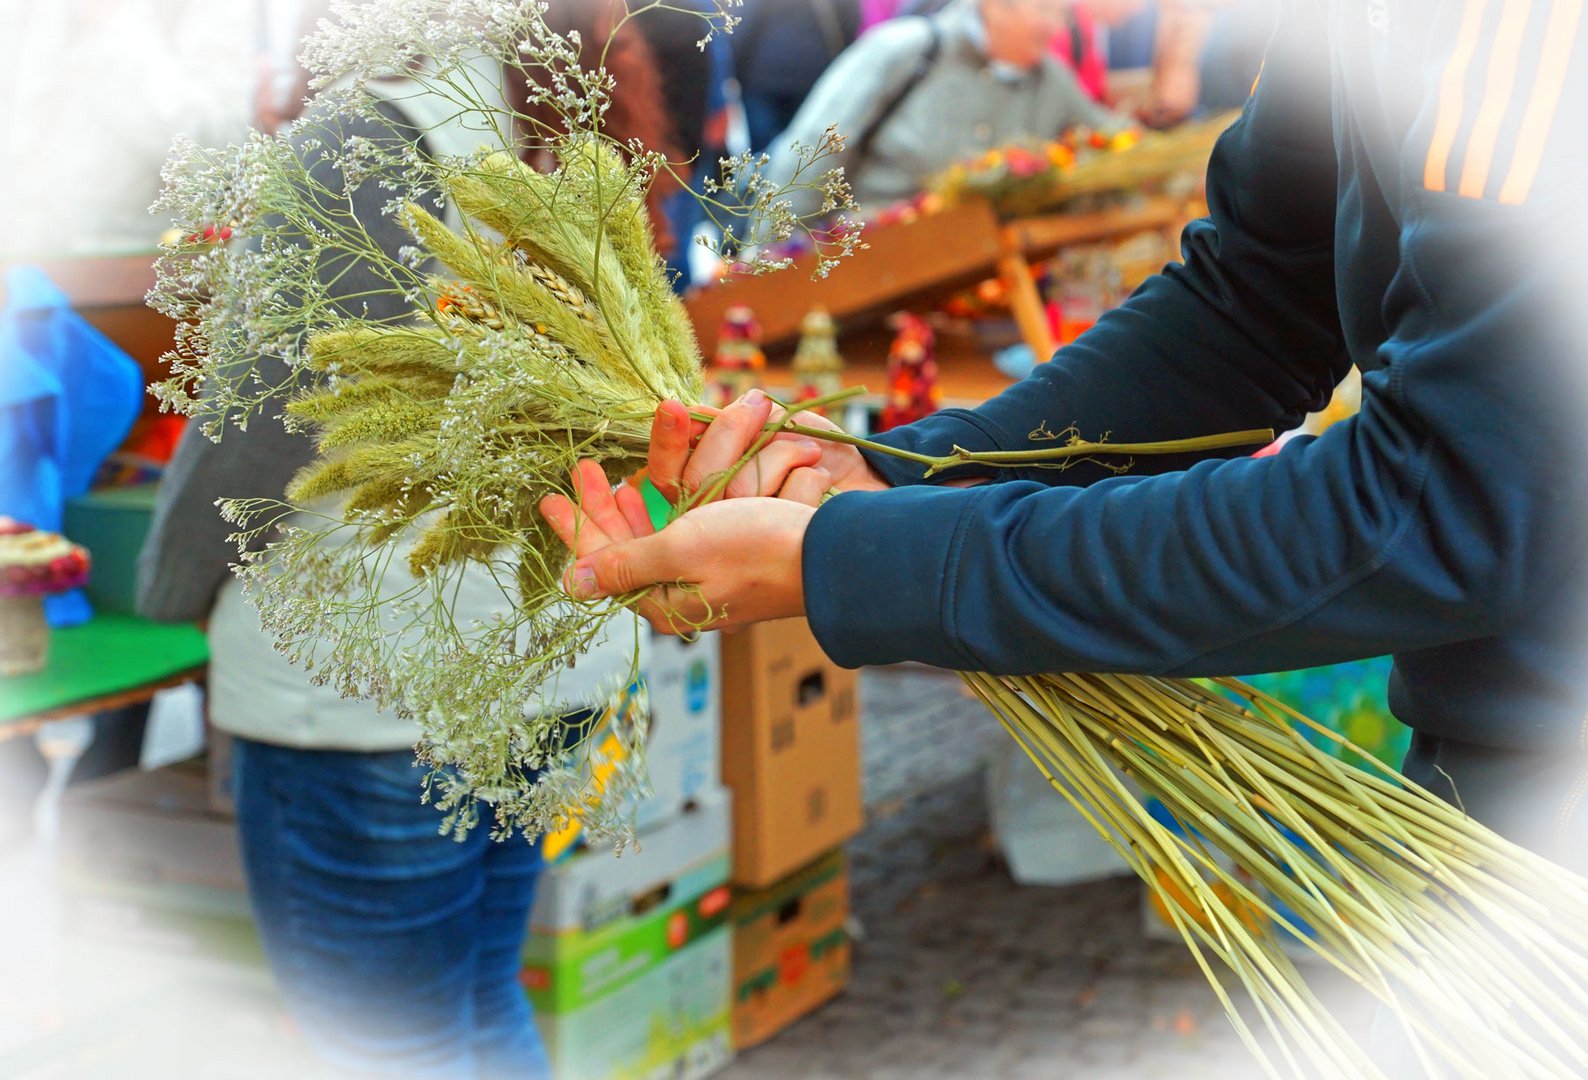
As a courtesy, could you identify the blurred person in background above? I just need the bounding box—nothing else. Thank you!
[732,0,863,153]
[523,0,731,290]
[627,0,735,289]
[138,21,649,1077]
[1195,0,1278,113]
[515,0,685,252]
[762,0,1126,218]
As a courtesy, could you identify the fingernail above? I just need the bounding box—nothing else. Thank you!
[568,566,598,598]
[657,408,677,431]
[796,438,821,454]
[745,389,766,406]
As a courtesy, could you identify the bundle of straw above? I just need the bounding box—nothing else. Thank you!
[932,111,1239,218]
[686,395,1588,1075]
[970,670,1588,1078]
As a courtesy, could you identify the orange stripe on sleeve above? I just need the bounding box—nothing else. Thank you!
[1458,0,1537,197]
[1499,0,1585,203]
[1424,0,1491,191]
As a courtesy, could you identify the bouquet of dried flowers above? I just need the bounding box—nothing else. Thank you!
[148,0,859,842]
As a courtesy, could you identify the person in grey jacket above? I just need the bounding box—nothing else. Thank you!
[763,0,1125,217]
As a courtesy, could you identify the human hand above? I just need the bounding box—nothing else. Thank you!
[538,460,817,633]
[648,389,888,506]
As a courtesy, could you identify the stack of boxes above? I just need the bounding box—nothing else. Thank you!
[525,613,866,1071]
[523,790,735,1080]
[523,628,734,1079]
[719,618,861,1049]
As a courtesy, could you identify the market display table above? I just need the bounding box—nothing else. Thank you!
[0,613,208,740]
[685,195,1202,362]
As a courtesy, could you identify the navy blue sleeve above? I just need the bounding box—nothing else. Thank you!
[802,4,1588,677]
[862,6,1346,489]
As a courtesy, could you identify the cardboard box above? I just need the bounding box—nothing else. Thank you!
[730,848,850,1049]
[635,629,722,833]
[523,873,732,1016]
[529,786,731,938]
[986,739,1131,886]
[62,481,160,615]
[525,789,734,1080]
[719,618,862,887]
[532,927,733,1080]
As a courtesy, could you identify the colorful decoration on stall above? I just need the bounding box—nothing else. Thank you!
[707,305,766,407]
[0,517,91,675]
[941,276,1010,320]
[790,307,845,413]
[930,113,1236,218]
[880,313,939,432]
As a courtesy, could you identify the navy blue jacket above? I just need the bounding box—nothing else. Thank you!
[803,0,1588,750]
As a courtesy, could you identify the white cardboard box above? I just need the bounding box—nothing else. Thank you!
[635,629,722,834]
[531,786,731,937]
[985,739,1132,887]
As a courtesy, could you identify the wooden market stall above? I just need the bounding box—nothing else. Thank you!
[684,194,1205,404]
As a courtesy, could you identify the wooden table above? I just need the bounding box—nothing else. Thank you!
[0,614,209,742]
[685,195,1203,363]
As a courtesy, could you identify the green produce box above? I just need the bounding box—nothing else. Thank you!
[63,482,161,615]
[521,797,732,1013]
[531,926,732,1080]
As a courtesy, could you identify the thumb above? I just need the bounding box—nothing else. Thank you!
[564,531,682,599]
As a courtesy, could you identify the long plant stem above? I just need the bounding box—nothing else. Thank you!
[678,385,1274,476]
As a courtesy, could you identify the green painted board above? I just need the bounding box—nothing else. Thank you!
[0,612,208,725]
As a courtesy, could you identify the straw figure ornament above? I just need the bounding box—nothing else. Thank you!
[791,305,845,412]
[147,3,1588,1076]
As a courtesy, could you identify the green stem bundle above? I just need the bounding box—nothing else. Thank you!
[967,670,1588,1079]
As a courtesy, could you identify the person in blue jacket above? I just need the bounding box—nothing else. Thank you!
[544,0,1588,874]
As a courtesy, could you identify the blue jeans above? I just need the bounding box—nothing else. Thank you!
[232,738,549,1080]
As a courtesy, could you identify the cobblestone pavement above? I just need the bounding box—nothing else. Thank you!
[724,666,1372,1080]
[3,665,1374,1079]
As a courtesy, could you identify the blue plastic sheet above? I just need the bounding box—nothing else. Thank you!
[0,266,143,625]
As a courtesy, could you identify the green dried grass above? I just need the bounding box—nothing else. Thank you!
[967,669,1588,1078]
[285,140,699,586]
